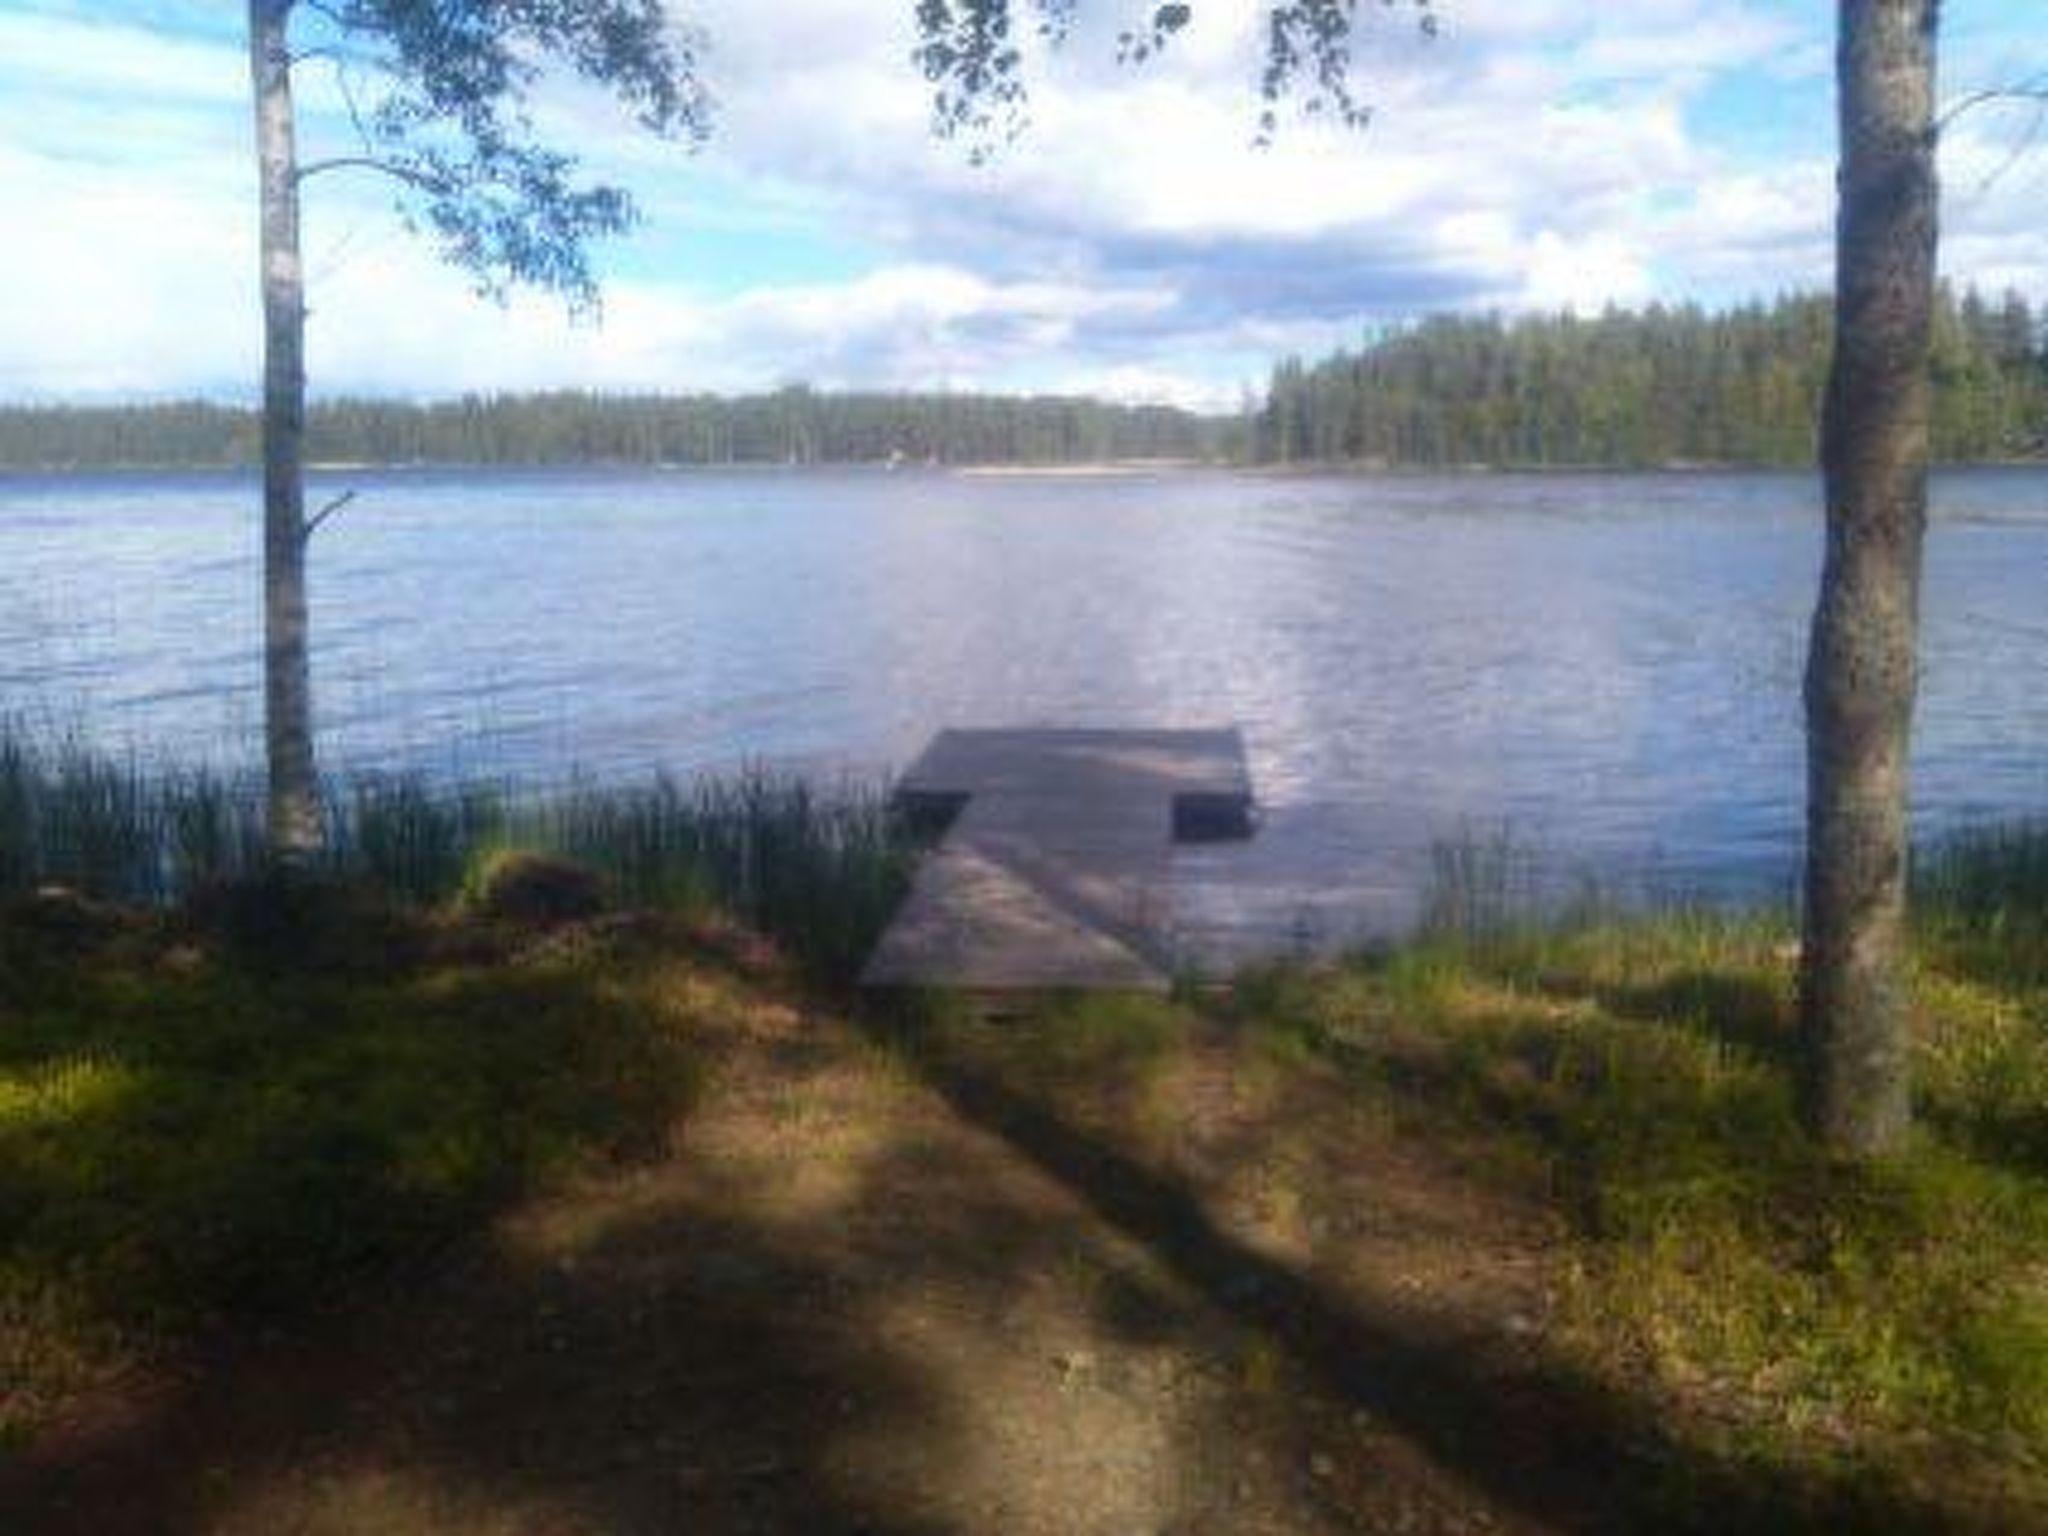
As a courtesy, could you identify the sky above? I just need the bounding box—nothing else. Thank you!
[0,0,2041,411]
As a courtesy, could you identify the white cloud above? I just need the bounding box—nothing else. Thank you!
[0,9,243,110]
[1521,230,1654,314]
[0,1,2042,405]
[307,248,1192,400]
[0,142,255,396]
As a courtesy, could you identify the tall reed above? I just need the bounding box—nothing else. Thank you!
[1915,818,2048,935]
[0,720,913,981]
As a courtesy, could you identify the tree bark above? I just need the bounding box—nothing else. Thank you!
[249,0,320,861]
[1801,0,1940,1157]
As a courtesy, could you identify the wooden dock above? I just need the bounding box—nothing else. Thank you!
[861,728,1255,994]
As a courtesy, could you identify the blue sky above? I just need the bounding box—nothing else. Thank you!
[0,0,2041,409]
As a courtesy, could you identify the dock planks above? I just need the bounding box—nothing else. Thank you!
[861,728,1255,994]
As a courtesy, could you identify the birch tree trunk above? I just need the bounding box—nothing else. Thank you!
[248,0,320,861]
[1801,0,1940,1156]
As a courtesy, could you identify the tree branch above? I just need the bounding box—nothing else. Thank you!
[295,154,448,191]
[334,51,377,155]
[1936,75,2048,135]
[302,488,357,543]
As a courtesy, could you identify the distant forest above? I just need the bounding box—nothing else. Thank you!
[0,390,1230,469]
[1256,287,2047,467]
[3,289,2042,471]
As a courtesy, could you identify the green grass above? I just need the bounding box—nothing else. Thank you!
[1220,830,2048,1496]
[0,896,721,1449]
[0,723,918,1449]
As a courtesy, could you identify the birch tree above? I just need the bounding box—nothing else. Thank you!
[246,0,708,859]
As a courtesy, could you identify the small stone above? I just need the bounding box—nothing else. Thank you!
[1309,1452,1336,1480]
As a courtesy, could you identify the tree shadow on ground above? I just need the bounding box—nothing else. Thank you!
[5,973,1391,1533]
[0,931,2008,1536]
[863,1002,1992,1536]
[0,951,969,1533]
[0,904,1297,1534]
[3,1207,956,1534]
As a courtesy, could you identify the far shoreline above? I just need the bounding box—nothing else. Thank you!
[0,456,2043,477]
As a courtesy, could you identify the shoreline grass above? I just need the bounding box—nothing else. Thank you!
[0,722,917,982]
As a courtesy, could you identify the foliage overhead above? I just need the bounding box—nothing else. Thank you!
[293,0,712,311]
[912,0,1434,159]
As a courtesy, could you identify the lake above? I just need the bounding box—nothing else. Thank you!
[3,465,2044,952]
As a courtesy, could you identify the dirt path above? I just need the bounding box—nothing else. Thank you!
[8,969,1608,1535]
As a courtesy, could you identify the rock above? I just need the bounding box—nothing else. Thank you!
[470,850,607,926]
[1309,1452,1337,1480]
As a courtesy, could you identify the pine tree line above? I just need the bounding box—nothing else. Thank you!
[0,388,1231,469]
[6,289,2043,473]
[1256,288,2046,467]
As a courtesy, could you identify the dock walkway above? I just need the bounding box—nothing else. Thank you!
[860,728,1255,994]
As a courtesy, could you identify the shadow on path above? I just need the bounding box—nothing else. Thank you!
[869,1008,1988,1536]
